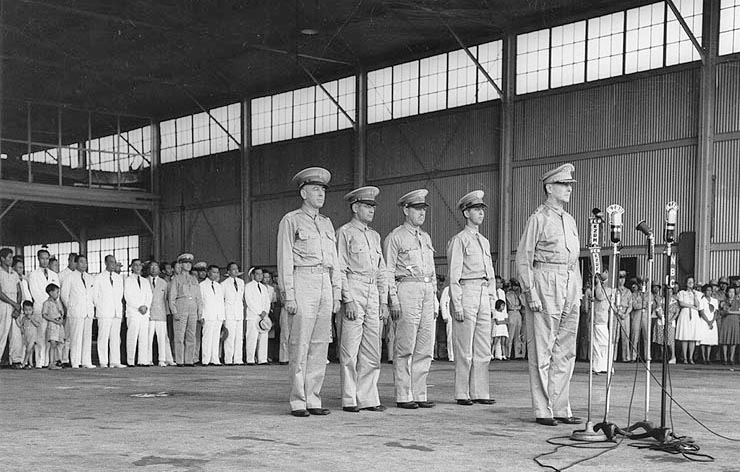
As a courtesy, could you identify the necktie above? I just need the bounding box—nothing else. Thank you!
[43,268,48,279]
[234,279,238,291]
[152,277,156,289]
[81,272,86,288]
[258,284,262,294]
[109,273,113,286]
[137,276,141,289]
[212,281,215,293]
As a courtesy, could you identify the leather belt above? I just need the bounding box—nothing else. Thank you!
[460,278,489,286]
[294,266,330,274]
[533,261,576,272]
[347,273,378,284]
[398,276,434,283]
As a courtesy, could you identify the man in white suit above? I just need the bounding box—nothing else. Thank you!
[94,254,125,368]
[244,267,271,365]
[124,259,153,366]
[58,252,77,365]
[221,262,245,365]
[60,254,95,369]
[147,261,174,367]
[27,249,60,367]
[200,264,225,366]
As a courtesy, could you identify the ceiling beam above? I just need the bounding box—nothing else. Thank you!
[0,180,158,210]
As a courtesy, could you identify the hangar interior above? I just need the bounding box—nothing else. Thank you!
[1,0,739,284]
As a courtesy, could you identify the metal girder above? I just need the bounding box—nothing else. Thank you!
[0,180,158,210]
[666,0,706,63]
[297,62,357,128]
[133,209,154,235]
[180,88,241,148]
[0,200,18,221]
[1,137,146,158]
[56,219,79,241]
[440,15,505,100]
[247,45,353,66]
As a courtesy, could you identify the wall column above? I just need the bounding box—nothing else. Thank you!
[497,34,516,279]
[150,119,161,261]
[241,99,252,270]
[355,70,368,187]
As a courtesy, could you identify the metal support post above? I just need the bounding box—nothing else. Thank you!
[240,99,252,270]
[355,71,367,187]
[150,119,161,260]
[497,34,515,278]
[57,106,62,186]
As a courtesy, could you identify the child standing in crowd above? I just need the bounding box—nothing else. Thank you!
[21,300,41,369]
[698,284,718,364]
[42,283,65,370]
[491,299,509,361]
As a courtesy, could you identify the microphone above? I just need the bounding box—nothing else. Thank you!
[592,208,604,223]
[636,220,655,260]
[665,201,678,244]
[606,204,625,244]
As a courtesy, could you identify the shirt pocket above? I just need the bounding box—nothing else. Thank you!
[294,228,319,256]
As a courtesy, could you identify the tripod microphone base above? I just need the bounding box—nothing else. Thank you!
[571,421,608,442]
[627,423,673,442]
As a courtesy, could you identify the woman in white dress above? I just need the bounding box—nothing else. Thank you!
[675,277,702,364]
[697,284,718,364]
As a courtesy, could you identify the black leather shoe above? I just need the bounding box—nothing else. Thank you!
[472,399,496,405]
[535,418,558,426]
[416,401,435,408]
[397,402,419,409]
[554,416,582,424]
[361,405,387,412]
[291,409,310,417]
[343,406,361,413]
[279,362,289,365]
[457,399,474,406]
[308,408,331,415]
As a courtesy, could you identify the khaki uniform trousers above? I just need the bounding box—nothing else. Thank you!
[525,268,580,419]
[452,281,492,400]
[630,309,650,360]
[506,310,523,359]
[173,299,199,364]
[339,278,381,408]
[394,281,435,403]
[279,307,292,363]
[289,269,333,411]
[615,313,632,361]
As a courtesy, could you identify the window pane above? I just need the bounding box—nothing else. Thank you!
[625,3,665,74]
[516,29,550,94]
[719,0,740,55]
[368,67,393,123]
[551,21,586,88]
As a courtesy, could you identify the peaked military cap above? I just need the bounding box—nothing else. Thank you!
[193,261,207,270]
[177,253,194,263]
[397,189,429,208]
[344,186,380,206]
[292,167,331,188]
[542,163,577,184]
[719,276,730,285]
[457,190,487,211]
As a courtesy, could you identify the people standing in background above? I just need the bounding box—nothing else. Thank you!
[27,249,60,367]
[385,189,437,410]
[697,284,718,364]
[630,279,650,362]
[48,256,60,275]
[277,167,341,417]
[94,255,125,368]
[200,265,225,366]
[124,259,153,367]
[0,248,23,369]
[244,267,271,365]
[437,281,453,362]
[676,276,702,364]
[168,253,202,366]
[192,261,208,365]
[147,261,173,367]
[446,190,496,407]
[591,269,613,374]
[615,271,633,362]
[58,252,77,366]
[222,262,245,365]
[61,254,95,369]
[20,300,41,368]
[719,286,740,366]
[491,299,509,361]
[505,280,525,360]
[41,283,64,370]
[261,270,279,362]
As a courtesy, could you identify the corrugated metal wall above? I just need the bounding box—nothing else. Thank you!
[712,139,740,243]
[513,68,699,161]
[250,131,354,196]
[160,152,240,209]
[710,250,740,280]
[511,146,697,251]
[366,105,500,181]
[715,62,740,134]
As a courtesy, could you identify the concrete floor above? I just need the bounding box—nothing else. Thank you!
[1,360,739,471]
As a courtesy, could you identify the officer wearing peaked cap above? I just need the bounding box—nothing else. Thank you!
[168,252,203,365]
[447,190,496,406]
[335,186,389,412]
[277,166,341,417]
[515,163,582,426]
[384,188,437,409]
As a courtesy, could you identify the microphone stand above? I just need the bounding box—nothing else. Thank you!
[572,210,607,442]
[627,221,655,436]
[594,204,628,441]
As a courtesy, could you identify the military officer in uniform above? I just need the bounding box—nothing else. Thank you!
[515,163,583,426]
[277,167,341,417]
[384,189,437,409]
[168,253,203,366]
[446,190,496,406]
[336,186,389,413]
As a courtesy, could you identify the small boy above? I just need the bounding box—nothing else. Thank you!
[41,283,65,370]
[492,299,509,360]
[20,300,41,368]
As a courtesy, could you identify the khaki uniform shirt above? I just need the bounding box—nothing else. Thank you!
[446,227,496,313]
[276,207,341,303]
[168,273,202,316]
[336,218,389,304]
[515,202,582,312]
[617,286,632,320]
[384,222,436,307]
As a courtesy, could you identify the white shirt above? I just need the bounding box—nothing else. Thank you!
[200,279,225,321]
[243,280,270,320]
[93,271,124,318]
[28,267,60,308]
[124,274,153,318]
[61,270,94,319]
[59,267,75,288]
[221,276,245,321]
[439,286,451,322]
